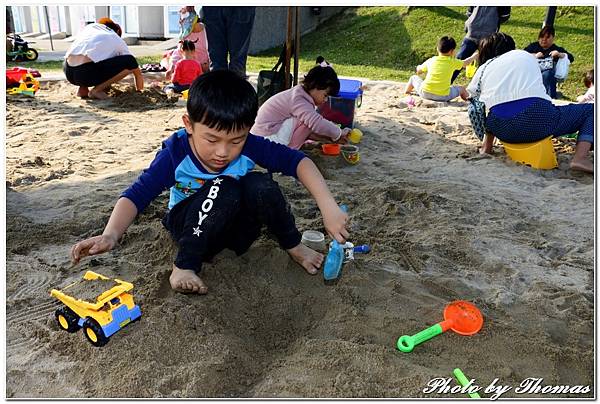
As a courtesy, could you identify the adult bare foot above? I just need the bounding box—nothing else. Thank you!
[169,265,208,294]
[76,86,89,98]
[570,158,594,173]
[479,146,492,155]
[89,89,109,100]
[571,141,593,173]
[287,243,324,275]
[479,133,495,154]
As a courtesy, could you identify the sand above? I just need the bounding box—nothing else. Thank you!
[5,75,594,398]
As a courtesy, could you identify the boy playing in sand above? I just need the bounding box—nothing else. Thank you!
[405,36,478,102]
[70,70,349,294]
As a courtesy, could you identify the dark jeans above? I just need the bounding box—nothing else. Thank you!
[486,99,594,144]
[451,37,479,83]
[162,172,301,273]
[541,67,557,99]
[63,54,138,87]
[202,6,256,77]
[163,82,190,93]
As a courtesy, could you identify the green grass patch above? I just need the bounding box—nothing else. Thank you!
[7,56,162,74]
[247,6,594,100]
[8,7,593,100]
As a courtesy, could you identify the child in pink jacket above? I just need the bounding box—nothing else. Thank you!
[251,56,351,149]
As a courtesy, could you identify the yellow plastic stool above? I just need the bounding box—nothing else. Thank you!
[500,136,558,169]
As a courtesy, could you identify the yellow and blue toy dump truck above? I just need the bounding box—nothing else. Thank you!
[50,271,141,347]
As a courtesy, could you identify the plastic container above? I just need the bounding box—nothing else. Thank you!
[466,63,477,78]
[6,67,29,86]
[340,145,360,164]
[322,143,340,155]
[301,230,326,252]
[317,78,363,128]
[500,136,557,170]
[348,128,363,144]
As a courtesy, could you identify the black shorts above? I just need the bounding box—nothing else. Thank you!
[63,54,139,87]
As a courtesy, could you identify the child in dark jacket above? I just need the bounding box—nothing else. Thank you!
[71,70,349,294]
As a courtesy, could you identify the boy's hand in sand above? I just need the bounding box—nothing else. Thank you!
[70,234,118,265]
[322,204,349,243]
[295,158,350,241]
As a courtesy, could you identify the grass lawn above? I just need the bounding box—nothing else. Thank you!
[8,7,593,100]
[247,6,594,101]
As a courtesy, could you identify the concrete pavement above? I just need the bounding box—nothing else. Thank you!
[22,36,173,62]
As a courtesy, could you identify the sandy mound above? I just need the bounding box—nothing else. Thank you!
[5,76,593,398]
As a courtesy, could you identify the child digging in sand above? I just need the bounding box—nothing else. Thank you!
[251,56,351,149]
[70,70,349,294]
[405,36,478,102]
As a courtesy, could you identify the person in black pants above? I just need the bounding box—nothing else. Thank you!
[201,6,256,78]
[70,70,350,294]
[451,6,511,83]
[63,18,143,99]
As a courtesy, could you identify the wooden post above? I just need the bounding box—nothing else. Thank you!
[285,6,293,89]
[293,7,300,85]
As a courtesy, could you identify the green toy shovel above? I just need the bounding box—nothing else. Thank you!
[396,300,483,352]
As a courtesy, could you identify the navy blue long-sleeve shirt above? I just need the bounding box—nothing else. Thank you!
[122,128,306,212]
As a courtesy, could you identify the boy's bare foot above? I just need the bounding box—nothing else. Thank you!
[287,243,324,275]
[89,89,109,100]
[169,265,208,294]
[76,86,89,98]
[570,158,594,173]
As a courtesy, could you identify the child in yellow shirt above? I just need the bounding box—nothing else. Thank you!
[405,36,478,102]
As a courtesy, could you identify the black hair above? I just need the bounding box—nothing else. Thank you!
[437,36,456,54]
[538,25,555,39]
[477,32,516,65]
[180,39,196,52]
[186,70,257,132]
[584,69,594,88]
[302,56,340,96]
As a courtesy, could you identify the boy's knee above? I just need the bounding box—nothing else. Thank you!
[241,173,284,206]
[242,172,278,193]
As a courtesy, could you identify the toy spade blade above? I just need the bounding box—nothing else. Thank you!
[323,239,344,280]
[323,205,348,280]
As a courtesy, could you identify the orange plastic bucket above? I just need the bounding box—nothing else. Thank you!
[322,143,341,155]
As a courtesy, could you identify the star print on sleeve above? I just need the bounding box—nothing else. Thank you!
[193,226,203,237]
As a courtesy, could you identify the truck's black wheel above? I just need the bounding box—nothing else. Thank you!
[82,318,109,347]
[55,307,80,333]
